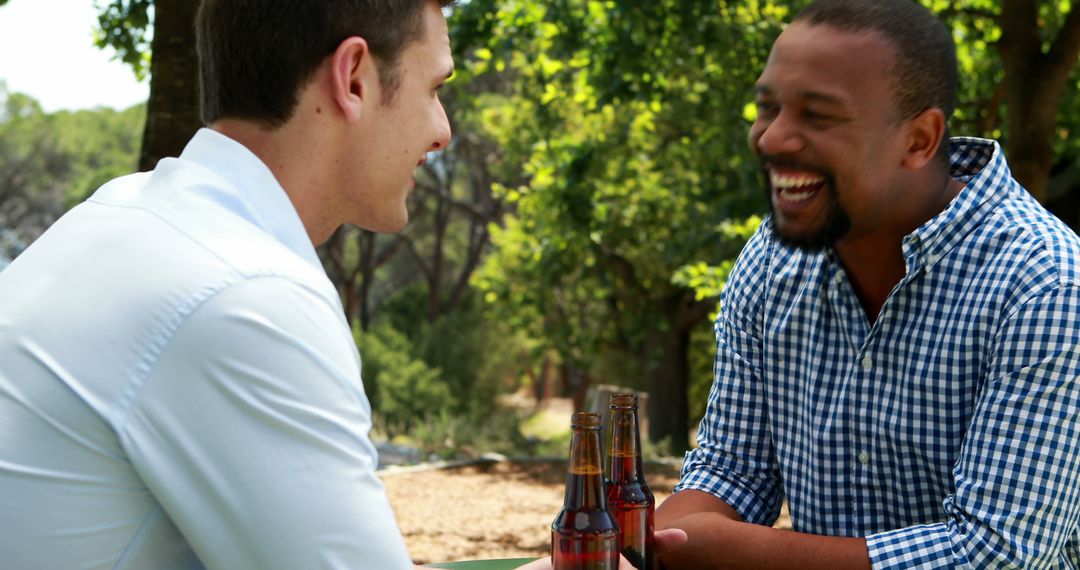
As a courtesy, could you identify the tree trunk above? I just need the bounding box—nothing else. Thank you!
[998,0,1080,201]
[139,0,202,171]
[427,194,450,322]
[646,320,691,456]
[645,290,711,455]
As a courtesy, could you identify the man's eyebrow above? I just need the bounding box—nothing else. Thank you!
[802,91,846,107]
[754,85,846,107]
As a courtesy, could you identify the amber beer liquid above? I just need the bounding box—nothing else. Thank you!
[552,412,620,570]
[606,393,656,570]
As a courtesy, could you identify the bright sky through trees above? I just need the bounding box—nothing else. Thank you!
[0,0,148,112]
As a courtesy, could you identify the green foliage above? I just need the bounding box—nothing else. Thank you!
[50,104,145,205]
[673,216,763,306]
[357,320,450,437]
[929,0,1078,156]
[94,0,154,80]
[379,287,528,414]
[408,408,530,460]
[0,85,143,257]
[457,2,787,430]
[359,287,533,456]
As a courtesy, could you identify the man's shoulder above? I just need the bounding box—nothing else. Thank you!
[986,187,1080,288]
[88,156,328,290]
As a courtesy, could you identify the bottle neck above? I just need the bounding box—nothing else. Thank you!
[608,407,645,481]
[564,427,607,510]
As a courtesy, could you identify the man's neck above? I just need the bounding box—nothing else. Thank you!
[210,117,337,245]
[833,175,966,324]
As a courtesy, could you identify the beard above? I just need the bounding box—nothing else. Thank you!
[760,155,851,252]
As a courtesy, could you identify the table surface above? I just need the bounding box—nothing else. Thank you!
[426,558,538,569]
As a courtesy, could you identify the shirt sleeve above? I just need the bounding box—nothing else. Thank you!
[675,222,786,526]
[867,283,1080,569]
[116,276,413,570]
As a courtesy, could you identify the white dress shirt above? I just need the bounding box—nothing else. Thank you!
[0,129,413,569]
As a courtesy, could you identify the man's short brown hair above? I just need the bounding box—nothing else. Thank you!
[196,0,455,128]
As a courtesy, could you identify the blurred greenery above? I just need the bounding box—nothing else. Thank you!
[0,83,143,259]
[358,288,535,458]
[94,0,153,80]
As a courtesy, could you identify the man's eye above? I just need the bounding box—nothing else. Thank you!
[756,101,779,116]
[804,109,833,121]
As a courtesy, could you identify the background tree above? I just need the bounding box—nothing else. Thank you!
[457,0,789,452]
[96,0,201,170]
[0,85,144,259]
[933,0,1080,223]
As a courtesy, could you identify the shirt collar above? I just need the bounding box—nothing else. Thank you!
[178,128,322,269]
[901,137,1016,273]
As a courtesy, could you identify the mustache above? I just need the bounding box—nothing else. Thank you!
[758,154,830,176]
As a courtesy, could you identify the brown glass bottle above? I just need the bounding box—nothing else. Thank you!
[606,393,655,570]
[552,412,620,570]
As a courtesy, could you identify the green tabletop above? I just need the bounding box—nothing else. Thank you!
[426,558,537,569]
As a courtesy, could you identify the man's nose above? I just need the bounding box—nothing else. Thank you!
[755,111,804,156]
[430,103,452,152]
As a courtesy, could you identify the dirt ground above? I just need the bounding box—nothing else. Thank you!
[383,459,791,565]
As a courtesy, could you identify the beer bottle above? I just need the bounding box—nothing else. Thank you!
[552,412,620,570]
[606,393,655,569]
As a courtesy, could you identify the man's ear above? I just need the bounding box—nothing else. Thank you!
[902,107,947,170]
[329,37,376,122]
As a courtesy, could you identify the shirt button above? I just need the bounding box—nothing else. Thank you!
[858,451,870,465]
[861,356,873,370]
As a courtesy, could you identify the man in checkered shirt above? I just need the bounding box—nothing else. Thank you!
[655,0,1080,568]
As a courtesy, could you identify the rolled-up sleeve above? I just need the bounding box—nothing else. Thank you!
[867,284,1080,569]
[676,226,785,526]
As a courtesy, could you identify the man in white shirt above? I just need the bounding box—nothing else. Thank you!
[0,1,453,568]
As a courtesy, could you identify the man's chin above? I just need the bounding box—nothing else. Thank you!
[770,203,850,252]
[771,220,845,252]
[774,230,831,252]
[353,215,409,234]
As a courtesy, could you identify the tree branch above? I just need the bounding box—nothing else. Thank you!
[402,235,432,281]
[675,289,715,331]
[600,249,647,297]
[1000,0,1040,60]
[373,234,409,269]
[1048,4,1080,77]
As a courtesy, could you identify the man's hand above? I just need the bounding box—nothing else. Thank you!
[513,528,689,569]
[655,491,870,570]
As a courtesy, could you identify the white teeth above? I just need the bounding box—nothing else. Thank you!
[779,188,816,202]
[770,171,825,190]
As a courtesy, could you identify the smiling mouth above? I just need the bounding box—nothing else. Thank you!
[769,170,826,203]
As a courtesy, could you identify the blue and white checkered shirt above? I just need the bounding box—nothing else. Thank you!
[677,138,1080,568]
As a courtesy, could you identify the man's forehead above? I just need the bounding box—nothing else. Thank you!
[759,21,896,100]
[772,21,897,69]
